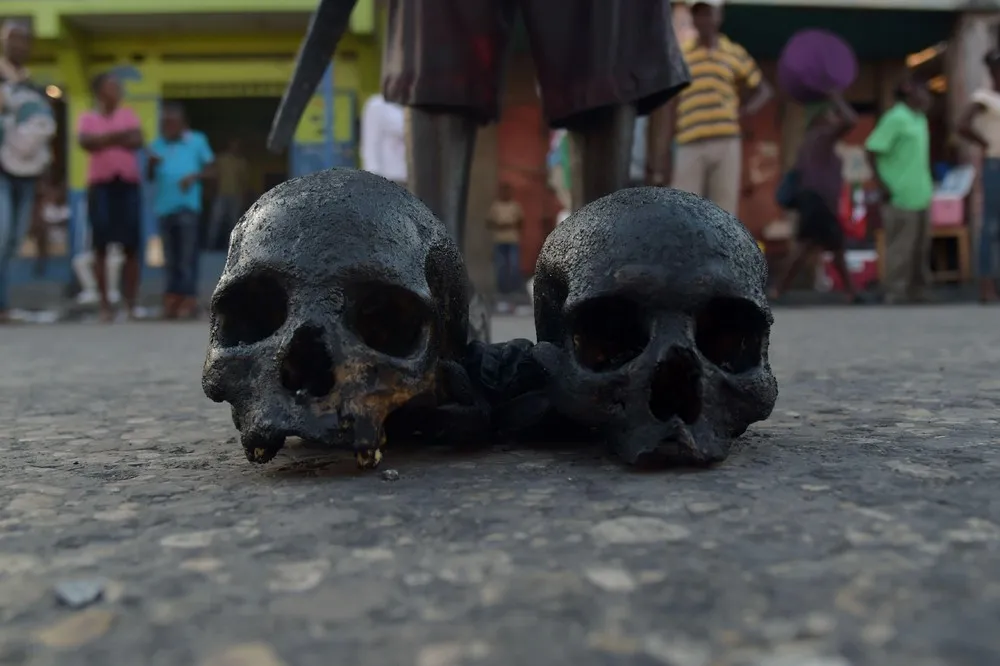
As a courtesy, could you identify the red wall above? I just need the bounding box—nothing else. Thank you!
[495,103,555,275]
[738,98,783,239]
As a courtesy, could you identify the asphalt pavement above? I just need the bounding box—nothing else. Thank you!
[1,307,999,666]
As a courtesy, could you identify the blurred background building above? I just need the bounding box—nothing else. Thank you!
[5,0,378,297]
[4,0,1000,302]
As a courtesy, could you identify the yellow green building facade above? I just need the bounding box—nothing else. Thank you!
[7,0,381,284]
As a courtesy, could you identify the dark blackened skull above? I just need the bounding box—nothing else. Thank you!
[202,169,469,468]
[532,187,778,466]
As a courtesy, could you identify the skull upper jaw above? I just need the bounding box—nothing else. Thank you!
[204,342,349,464]
[209,358,438,467]
[313,358,438,468]
[551,368,775,468]
[546,368,739,468]
[531,305,778,469]
[203,315,440,467]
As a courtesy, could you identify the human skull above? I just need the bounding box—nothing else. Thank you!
[202,169,470,468]
[531,187,778,466]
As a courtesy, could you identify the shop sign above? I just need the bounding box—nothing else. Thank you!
[162,82,286,99]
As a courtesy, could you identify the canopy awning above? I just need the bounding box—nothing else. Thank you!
[1,0,375,38]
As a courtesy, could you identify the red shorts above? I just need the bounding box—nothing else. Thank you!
[381,0,690,128]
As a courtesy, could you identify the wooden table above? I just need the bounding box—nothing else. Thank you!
[875,224,972,285]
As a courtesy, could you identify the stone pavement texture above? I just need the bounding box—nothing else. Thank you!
[0,307,998,666]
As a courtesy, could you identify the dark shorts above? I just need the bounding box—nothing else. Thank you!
[382,0,690,127]
[88,178,142,252]
[796,189,844,251]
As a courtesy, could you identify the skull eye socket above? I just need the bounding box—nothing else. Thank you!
[214,272,289,348]
[348,284,430,358]
[694,297,767,374]
[569,296,650,372]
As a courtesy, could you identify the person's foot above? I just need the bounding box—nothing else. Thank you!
[107,290,122,305]
[979,279,999,304]
[98,305,115,323]
[162,293,179,320]
[176,297,199,320]
[75,289,99,305]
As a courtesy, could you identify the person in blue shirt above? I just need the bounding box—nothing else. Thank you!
[147,102,215,319]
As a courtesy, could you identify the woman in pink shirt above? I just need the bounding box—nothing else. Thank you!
[77,72,144,321]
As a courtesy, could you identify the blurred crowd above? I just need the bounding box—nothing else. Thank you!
[0,20,250,324]
[360,0,989,311]
[2,1,997,323]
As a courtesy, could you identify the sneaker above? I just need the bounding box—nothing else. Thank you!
[107,290,122,305]
[76,289,99,305]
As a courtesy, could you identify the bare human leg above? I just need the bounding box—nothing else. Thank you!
[405,108,490,343]
[93,247,113,322]
[830,248,860,302]
[769,242,819,300]
[566,105,636,211]
[121,248,141,319]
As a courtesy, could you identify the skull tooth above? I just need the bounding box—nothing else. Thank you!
[355,448,383,470]
[240,433,285,464]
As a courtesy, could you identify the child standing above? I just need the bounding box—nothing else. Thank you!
[486,182,523,313]
[30,178,69,277]
[147,102,215,320]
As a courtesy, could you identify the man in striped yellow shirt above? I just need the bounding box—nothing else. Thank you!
[664,0,772,215]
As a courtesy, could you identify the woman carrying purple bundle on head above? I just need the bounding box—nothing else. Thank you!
[769,28,862,303]
[769,94,861,303]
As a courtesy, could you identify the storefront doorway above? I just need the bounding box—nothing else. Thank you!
[168,96,289,251]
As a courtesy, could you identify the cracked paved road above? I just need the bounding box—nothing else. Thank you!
[1,307,998,666]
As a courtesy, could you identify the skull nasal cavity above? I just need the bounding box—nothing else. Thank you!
[570,296,650,372]
[280,326,335,398]
[216,273,288,348]
[694,297,766,374]
[649,347,703,424]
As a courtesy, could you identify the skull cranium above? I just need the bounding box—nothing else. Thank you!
[531,187,778,466]
[202,169,470,468]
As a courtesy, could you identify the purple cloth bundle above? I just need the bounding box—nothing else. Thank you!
[778,29,858,104]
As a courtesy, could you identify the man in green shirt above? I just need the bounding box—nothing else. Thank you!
[866,75,934,304]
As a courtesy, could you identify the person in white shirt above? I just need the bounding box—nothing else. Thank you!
[73,231,123,307]
[360,93,407,186]
[958,49,1000,303]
